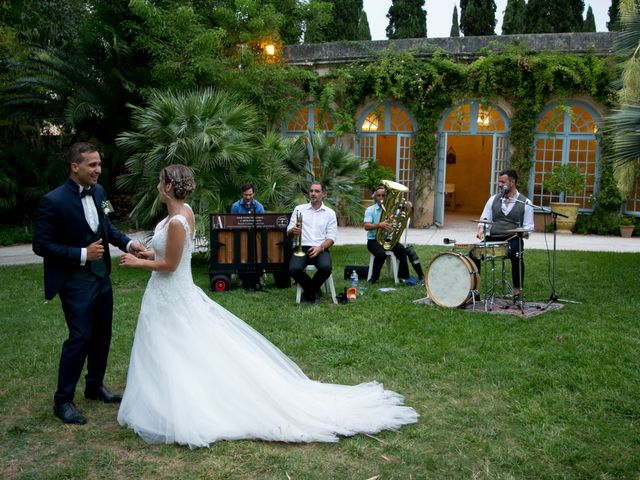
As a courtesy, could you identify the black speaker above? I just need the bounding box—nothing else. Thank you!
[343,265,369,280]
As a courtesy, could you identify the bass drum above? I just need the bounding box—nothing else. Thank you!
[426,252,479,308]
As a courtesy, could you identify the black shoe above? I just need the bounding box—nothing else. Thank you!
[84,386,122,403]
[54,402,87,425]
[513,293,521,304]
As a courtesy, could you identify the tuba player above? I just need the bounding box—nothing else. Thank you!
[364,185,424,285]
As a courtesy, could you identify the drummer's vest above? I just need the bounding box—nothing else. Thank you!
[491,193,526,235]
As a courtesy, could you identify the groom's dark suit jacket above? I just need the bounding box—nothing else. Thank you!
[33,177,131,300]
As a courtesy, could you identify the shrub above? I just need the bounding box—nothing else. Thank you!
[542,164,586,195]
[574,210,620,235]
[0,224,32,246]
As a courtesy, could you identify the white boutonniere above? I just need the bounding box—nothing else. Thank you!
[101,200,114,216]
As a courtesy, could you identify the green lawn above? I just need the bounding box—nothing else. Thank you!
[1,245,639,479]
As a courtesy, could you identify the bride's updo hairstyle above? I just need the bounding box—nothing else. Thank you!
[162,164,196,200]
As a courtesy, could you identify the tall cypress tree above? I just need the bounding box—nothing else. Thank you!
[386,0,427,39]
[524,0,585,33]
[460,0,497,36]
[584,5,596,32]
[450,5,460,37]
[608,0,622,30]
[319,0,363,41]
[502,0,527,34]
[357,9,372,40]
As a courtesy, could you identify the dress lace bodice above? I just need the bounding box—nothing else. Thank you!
[148,214,194,290]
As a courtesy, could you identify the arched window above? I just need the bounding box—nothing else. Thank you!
[530,101,600,210]
[285,103,334,135]
[357,102,417,194]
[284,103,335,175]
[441,103,507,133]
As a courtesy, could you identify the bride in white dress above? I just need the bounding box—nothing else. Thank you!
[118,164,418,448]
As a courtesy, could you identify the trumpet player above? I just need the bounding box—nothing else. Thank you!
[287,181,337,303]
[364,185,424,285]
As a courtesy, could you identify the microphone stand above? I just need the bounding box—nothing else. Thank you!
[509,198,580,309]
[537,205,581,309]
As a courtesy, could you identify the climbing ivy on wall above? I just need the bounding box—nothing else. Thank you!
[306,44,617,196]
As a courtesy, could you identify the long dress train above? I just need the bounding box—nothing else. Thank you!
[117,213,418,448]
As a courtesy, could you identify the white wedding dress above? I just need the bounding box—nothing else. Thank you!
[117,213,418,448]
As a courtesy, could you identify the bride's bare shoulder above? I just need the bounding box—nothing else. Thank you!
[178,204,196,234]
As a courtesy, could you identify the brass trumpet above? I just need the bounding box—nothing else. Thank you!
[293,211,306,257]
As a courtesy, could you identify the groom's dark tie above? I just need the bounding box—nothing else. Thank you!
[80,188,93,198]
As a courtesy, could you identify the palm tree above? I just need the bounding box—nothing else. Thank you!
[303,130,362,223]
[116,88,260,236]
[605,0,640,195]
[248,129,308,211]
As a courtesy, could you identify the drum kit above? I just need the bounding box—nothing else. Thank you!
[425,219,527,312]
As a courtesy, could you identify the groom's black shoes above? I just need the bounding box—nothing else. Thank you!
[84,386,122,403]
[54,402,87,425]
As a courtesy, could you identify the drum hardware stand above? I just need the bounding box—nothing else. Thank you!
[477,221,494,312]
[483,254,513,312]
[473,219,512,312]
[502,197,533,314]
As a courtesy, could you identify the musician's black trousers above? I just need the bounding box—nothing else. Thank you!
[367,240,410,283]
[289,248,332,297]
[469,235,525,289]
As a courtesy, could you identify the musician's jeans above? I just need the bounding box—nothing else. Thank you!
[367,240,410,283]
[289,248,332,297]
[470,235,524,289]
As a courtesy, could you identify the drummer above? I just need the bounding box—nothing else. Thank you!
[472,169,534,302]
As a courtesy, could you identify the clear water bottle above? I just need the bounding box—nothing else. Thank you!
[350,270,359,290]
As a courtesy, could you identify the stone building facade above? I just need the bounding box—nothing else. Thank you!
[282,32,637,229]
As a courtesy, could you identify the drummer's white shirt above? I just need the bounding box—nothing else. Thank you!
[478,190,534,234]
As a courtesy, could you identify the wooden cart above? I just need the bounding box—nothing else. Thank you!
[208,213,292,291]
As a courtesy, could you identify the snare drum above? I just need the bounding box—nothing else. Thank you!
[452,243,474,252]
[471,241,509,259]
[426,252,479,308]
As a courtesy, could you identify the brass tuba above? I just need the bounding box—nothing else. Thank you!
[375,179,412,250]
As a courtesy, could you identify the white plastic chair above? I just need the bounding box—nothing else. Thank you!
[295,265,338,304]
[367,251,399,284]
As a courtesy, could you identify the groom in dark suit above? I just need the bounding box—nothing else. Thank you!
[33,142,145,425]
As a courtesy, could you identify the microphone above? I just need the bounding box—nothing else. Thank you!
[443,238,456,245]
[500,185,509,199]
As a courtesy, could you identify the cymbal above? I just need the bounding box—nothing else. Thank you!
[470,219,492,224]
[505,227,530,233]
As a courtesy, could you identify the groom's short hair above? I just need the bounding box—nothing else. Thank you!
[67,142,100,165]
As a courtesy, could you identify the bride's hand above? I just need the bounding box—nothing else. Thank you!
[137,250,155,260]
[120,253,141,268]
